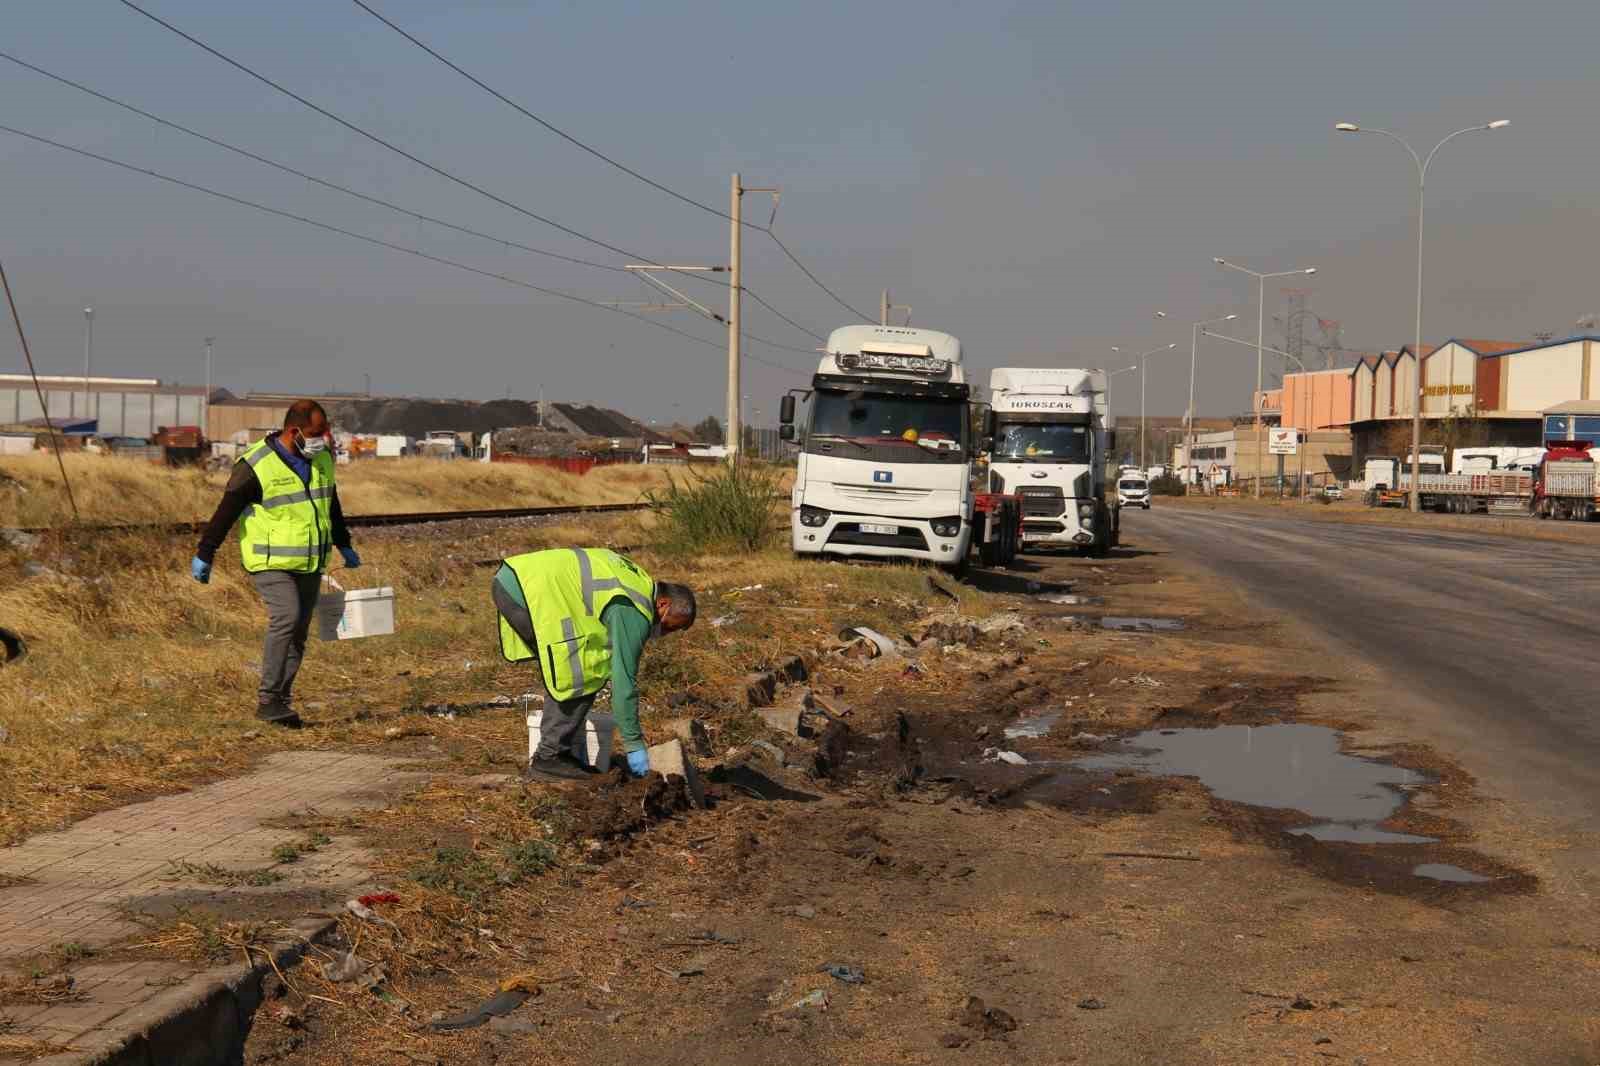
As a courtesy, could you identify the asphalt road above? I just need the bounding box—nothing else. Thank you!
[1130,506,1600,840]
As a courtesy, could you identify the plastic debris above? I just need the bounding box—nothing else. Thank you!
[837,626,902,659]
[428,975,540,1031]
[820,963,865,984]
[983,748,1029,766]
[323,950,372,983]
[790,988,830,1011]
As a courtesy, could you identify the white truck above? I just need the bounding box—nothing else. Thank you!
[986,367,1119,554]
[781,325,978,569]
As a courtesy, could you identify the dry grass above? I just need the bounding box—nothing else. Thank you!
[0,498,984,846]
[0,454,680,527]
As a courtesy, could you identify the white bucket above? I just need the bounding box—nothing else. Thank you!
[318,573,396,641]
[527,709,615,772]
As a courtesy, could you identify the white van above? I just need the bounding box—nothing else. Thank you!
[1117,469,1151,509]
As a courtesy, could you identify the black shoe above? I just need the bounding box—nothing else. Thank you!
[256,702,304,729]
[522,752,598,782]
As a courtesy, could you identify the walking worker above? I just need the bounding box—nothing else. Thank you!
[190,399,360,728]
[493,548,696,781]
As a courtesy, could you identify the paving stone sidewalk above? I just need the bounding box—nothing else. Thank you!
[0,751,431,1062]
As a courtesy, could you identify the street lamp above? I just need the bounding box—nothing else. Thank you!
[203,336,215,439]
[1106,363,1139,466]
[1112,342,1179,469]
[1202,329,1313,498]
[1213,259,1316,497]
[1335,118,1509,512]
[82,306,94,420]
[1186,313,1239,492]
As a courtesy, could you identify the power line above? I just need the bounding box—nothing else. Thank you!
[742,285,825,342]
[116,0,669,268]
[345,0,864,331]
[350,0,736,226]
[0,123,808,379]
[0,254,79,521]
[117,1,840,344]
[0,50,629,276]
[766,229,874,322]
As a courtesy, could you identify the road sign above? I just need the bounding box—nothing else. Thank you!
[1268,428,1300,455]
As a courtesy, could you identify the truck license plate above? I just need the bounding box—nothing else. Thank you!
[860,523,898,535]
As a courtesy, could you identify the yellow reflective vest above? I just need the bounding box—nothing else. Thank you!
[236,438,336,574]
[496,548,656,701]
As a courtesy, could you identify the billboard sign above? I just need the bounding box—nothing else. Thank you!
[1268,428,1300,455]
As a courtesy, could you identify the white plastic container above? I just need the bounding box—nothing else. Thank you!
[526,709,615,772]
[317,574,396,641]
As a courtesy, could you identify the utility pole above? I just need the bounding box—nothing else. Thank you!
[204,336,214,437]
[727,173,742,460]
[82,306,94,420]
[881,288,889,327]
[538,383,544,428]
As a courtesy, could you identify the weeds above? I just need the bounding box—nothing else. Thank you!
[644,461,784,554]
[271,831,332,864]
[410,847,498,904]
[165,860,283,887]
[501,839,558,879]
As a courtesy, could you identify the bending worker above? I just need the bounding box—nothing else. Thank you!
[191,399,360,728]
[493,548,695,781]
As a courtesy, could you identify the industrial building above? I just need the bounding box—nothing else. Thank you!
[1173,427,1352,490]
[0,373,206,438]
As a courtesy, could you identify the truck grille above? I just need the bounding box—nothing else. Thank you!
[1016,487,1066,517]
[826,523,930,550]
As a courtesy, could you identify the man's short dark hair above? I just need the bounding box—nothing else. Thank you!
[656,581,696,628]
[283,399,328,430]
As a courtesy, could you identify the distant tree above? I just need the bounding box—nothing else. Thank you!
[692,415,724,444]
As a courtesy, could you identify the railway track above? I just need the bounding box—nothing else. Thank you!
[14,501,651,537]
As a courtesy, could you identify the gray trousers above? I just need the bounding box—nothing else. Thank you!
[252,571,322,709]
[492,578,598,762]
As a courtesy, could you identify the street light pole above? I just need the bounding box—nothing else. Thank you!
[1187,313,1238,492]
[1113,342,1178,470]
[82,306,94,420]
[1106,362,1139,466]
[203,336,214,438]
[1213,260,1316,497]
[1335,119,1508,513]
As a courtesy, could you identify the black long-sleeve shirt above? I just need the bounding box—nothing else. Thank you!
[196,435,350,564]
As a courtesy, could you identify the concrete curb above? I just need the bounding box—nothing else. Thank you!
[32,916,338,1066]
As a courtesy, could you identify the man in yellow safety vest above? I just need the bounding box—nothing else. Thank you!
[493,548,696,781]
[191,399,360,728]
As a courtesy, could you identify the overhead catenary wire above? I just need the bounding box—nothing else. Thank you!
[0,50,630,276]
[344,0,866,329]
[0,255,79,520]
[115,2,845,340]
[0,124,810,381]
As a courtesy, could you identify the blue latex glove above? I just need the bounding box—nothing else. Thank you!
[190,556,211,584]
[626,748,650,777]
[338,546,361,568]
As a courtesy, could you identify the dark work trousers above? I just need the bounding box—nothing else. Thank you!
[492,579,599,762]
[252,571,322,709]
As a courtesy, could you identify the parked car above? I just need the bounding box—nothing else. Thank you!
[1322,483,1344,500]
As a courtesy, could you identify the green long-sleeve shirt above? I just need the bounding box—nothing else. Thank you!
[494,567,652,751]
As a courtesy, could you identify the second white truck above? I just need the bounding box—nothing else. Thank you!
[986,367,1119,555]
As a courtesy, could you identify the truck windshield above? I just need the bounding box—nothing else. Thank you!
[994,422,1090,463]
[809,390,965,455]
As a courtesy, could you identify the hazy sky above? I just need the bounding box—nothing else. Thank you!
[4,0,1596,423]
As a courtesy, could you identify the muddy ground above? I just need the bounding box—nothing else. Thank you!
[240,532,1600,1066]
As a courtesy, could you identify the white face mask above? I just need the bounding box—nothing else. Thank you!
[300,434,329,458]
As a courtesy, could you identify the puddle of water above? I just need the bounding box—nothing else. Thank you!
[1291,824,1436,845]
[1099,616,1185,632]
[1076,724,1425,838]
[1004,711,1061,740]
[1413,863,1490,883]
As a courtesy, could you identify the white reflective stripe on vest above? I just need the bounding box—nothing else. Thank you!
[569,548,653,617]
[250,543,314,558]
[259,485,335,510]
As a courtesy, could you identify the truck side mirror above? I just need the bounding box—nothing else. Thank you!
[779,394,796,425]
[779,424,795,442]
[984,409,995,441]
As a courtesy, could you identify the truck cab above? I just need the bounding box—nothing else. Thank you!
[785,325,973,568]
[987,367,1118,553]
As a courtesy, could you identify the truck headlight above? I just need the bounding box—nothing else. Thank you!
[930,516,963,537]
[799,505,831,527]
[1077,502,1096,519]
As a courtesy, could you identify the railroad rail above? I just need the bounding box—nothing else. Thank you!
[12,501,652,537]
